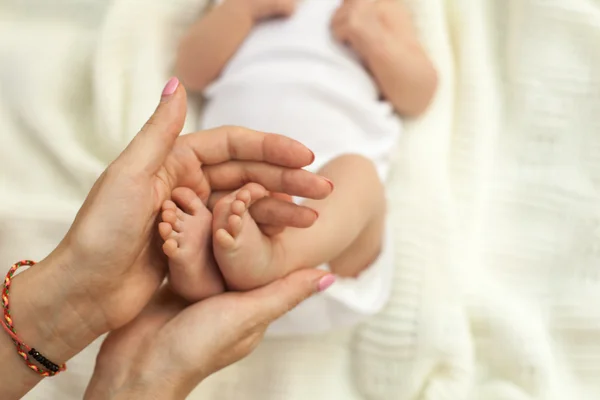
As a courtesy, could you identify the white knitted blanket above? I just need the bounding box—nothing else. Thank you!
[2,0,600,399]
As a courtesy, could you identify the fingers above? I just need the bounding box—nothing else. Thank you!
[249,197,318,229]
[269,192,294,203]
[252,193,297,236]
[243,270,336,325]
[208,190,293,211]
[257,224,286,237]
[204,162,333,199]
[178,126,315,168]
[208,191,318,236]
[116,78,187,176]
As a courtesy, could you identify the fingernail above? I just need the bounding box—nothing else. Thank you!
[324,178,334,191]
[312,209,320,219]
[161,77,179,99]
[309,150,316,164]
[317,274,336,292]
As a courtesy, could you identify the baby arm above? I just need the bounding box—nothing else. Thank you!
[332,0,438,117]
[177,0,297,92]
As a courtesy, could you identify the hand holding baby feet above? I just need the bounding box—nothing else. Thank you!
[159,187,225,302]
[212,183,287,291]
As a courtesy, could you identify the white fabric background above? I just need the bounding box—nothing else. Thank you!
[1,0,600,399]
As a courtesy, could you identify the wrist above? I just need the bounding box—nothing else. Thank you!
[88,375,185,400]
[88,359,190,400]
[6,246,105,366]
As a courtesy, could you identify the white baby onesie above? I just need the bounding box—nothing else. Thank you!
[202,0,401,334]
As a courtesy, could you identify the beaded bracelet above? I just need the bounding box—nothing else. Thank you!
[2,260,66,377]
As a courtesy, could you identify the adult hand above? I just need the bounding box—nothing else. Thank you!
[84,269,335,400]
[6,78,332,376]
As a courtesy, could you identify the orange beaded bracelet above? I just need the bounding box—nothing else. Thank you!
[2,260,66,376]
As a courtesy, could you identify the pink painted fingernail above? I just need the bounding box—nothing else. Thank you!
[317,274,336,292]
[161,77,179,98]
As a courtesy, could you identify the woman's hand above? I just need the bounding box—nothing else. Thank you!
[331,0,438,116]
[3,78,332,396]
[57,79,331,333]
[84,269,333,400]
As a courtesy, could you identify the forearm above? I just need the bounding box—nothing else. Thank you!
[365,35,438,118]
[176,0,255,92]
[278,154,386,277]
[0,250,103,399]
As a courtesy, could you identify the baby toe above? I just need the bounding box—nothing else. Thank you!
[162,200,178,212]
[214,228,235,250]
[162,238,179,258]
[236,189,251,206]
[158,222,175,240]
[230,199,247,217]
[162,209,183,232]
[228,214,243,237]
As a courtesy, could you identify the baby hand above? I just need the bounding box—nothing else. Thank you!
[232,0,297,21]
[331,0,402,56]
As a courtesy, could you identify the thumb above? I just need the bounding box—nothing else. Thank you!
[244,269,336,324]
[117,77,188,175]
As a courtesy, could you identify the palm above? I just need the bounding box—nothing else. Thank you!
[73,144,215,329]
[88,269,328,399]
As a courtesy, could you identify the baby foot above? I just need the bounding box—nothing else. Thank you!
[212,183,283,291]
[159,187,224,302]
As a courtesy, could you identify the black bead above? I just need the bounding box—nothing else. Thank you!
[26,347,60,372]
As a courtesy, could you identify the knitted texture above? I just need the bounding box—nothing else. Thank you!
[2,0,600,399]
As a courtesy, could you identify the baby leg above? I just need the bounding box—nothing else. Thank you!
[159,187,224,302]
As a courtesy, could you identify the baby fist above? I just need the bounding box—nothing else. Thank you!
[331,0,386,53]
